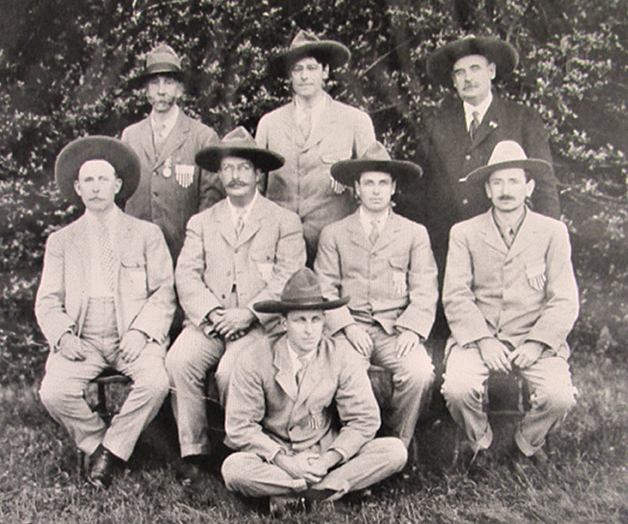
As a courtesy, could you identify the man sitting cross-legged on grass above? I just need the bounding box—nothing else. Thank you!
[441,140,579,470]
[221,268,407,517]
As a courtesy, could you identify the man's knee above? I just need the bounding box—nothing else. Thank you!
[39,374,79,415]
[441,371,483,406]
[538,383,577,416]
[396,351,434,389]
[221,452,250,492]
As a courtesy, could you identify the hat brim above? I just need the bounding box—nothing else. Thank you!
[460,158,554,184]
[54,136,141,207]
[274,41,351,76]
[330,159,423,187]
[195,147,285,173]
[427,37,518,87]
[253,296,350,314]
[128,67,185,90]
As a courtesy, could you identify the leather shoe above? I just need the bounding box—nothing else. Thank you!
[175,455,208,486]
[87,445,116,488]
[268,494,306,518]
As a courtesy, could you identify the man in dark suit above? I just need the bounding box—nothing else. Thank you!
[122,44,220,262]
[409,36,560,276]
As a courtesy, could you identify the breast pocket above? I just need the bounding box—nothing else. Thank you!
[321,152,351,194]
[121,259,147,296]
[525,260,547,291]
[250,250,275,284]
[389,255,409,297]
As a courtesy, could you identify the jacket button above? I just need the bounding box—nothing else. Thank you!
[462,198,469,205]
[153,170,158,176]
[465,155,471,160]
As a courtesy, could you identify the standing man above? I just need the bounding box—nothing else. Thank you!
[122,44,220,262]
[166,127,306,480]
[314,142,438,449]
[441,141,578,468]
[256,30,377,265]
[222,268,407,517]
[412,35,560,275]
[37,136,175,488]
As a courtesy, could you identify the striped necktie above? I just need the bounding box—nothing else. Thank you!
[469,111,481,141]
[97,219,115,292]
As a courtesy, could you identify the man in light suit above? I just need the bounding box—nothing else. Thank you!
[166,127,306,481]
[315,142,438,449]
[256,30,376,265]
[407,36,560,283]
[122,44,220,262]
[37,136,175,488]
[222,268,407,517]
[441,141,579,469]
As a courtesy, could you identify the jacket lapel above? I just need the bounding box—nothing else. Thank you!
[347,211,372,252]
[235,195,264,248]
[480,209,509,256]
[136,118,157,166]
[303,93,334,152]
[372,212,401,252]
[154,111,191,170]
[505,209,537,262]
[214,201,237,248]
[280,102,304,148]
[273,337,298,401]
[470,95,500,150]
[293,344,326,412]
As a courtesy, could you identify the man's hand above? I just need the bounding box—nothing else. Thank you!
[212,308,256,340]
[307,450,342,478]
[344,323,373,357]
[58,332,86,362]
[477,337,512,373]
[274,451,323,484]
[119,329,148,364]
[511,341,545,369]
[395,328,421,359]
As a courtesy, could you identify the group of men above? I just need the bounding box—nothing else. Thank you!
[35,30,579,516]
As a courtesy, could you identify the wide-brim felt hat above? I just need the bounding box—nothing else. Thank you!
[275,30,351,76]
[195,126,284,173]
[330,141,422,187]
[128,44,185,89]
[254,268,350,314]
[427,36,519,87]
[54,135,141,207]
[459,140,553,184]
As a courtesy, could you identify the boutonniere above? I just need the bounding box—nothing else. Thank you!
[489,121,498,129]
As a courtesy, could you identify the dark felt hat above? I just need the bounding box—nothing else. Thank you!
[254,268,349,314]
[195,126,284,173]
[128,44,185,89]
[330,141,422,187]
[459,140,553,184]
[54,136,141,207]
[426,36,519,87]
[275,30,351,76]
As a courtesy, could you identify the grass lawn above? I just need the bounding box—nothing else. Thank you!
[1,336,627,524]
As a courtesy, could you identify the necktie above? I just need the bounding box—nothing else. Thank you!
[299,107,312,141]
[369,219,379,245]
[97,219,115,292]
[505,228,516,248]
[154,122,168,150]
[235,210,245,238]
[296,355,308,387]
[469,111,480,141]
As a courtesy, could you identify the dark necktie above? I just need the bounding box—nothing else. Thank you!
[469,111,481,141]
[369,219,379,245]
[296,355,308,387]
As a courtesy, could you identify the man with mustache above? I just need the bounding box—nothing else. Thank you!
[122,44,220,263]
[256,30,376,266]
[166,127,306,483]
[441,141,578,471]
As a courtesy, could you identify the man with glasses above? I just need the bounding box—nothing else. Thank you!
[165,127,306,483]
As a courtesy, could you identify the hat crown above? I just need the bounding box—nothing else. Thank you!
[289,30,321,51]
[360,141,392,163]
[145,44,182,70]
[280,268,326,306]
[219,126,257,150]
[487,140,528,166]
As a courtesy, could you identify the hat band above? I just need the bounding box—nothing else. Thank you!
[145,62,181,75]
[281,295,326,305]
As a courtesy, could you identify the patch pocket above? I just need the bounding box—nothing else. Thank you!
[121,259,147,295]
[251,251,275,283]
[321,152,350,194]
[525,261,546,291]
[389,256,409,296]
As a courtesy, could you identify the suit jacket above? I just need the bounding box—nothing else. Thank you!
[314,210,438,339]
[35,210,176,349]
[175,194,306,329]
[121,109,220,261]
[224,334,380,462]
[443,209,579,360]
[256,92,376,254]
[408,93,560,270]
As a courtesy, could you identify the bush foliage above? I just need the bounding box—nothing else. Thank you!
[1,0,627,385]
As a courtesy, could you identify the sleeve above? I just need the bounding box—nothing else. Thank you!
[175,214,224,326]
[442,225,494,346]
[129,225,177,343]
[34,233,76,349]
[314,226,354,333]
[198,125,225,211]
[394,225,439,339]
[525,222,579,352]
[352,109,377,158]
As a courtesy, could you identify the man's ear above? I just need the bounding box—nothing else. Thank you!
[525,177,536,198]
[323,64,330,81]
[488,61,497,81]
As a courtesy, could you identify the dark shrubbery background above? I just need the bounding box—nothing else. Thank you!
[1,0,626,385]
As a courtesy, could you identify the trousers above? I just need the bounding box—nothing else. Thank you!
[38,297,169,461]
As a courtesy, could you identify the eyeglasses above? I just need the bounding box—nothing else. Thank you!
[220,162,255,175]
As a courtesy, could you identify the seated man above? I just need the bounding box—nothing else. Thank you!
[166,127,306,480]
[37,136,175,488]
[441,140,579,468]
[314,142,438,449]
[222,268,407,516]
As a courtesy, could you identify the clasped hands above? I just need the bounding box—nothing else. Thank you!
[477,337,545,373]
[344,323,422,359]
[205,307,256,341]
[274,449,342,484]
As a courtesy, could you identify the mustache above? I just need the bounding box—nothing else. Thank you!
[498,195,516,201]
[226,180,248,188]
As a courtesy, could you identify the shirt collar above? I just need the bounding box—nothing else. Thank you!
[85,205,120,229]
[226,189,258,224]
[492,205,527,244]
[359,206,390,236]
[464,90,493,130]
[286,340,315,373]
[150,105,180,137]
